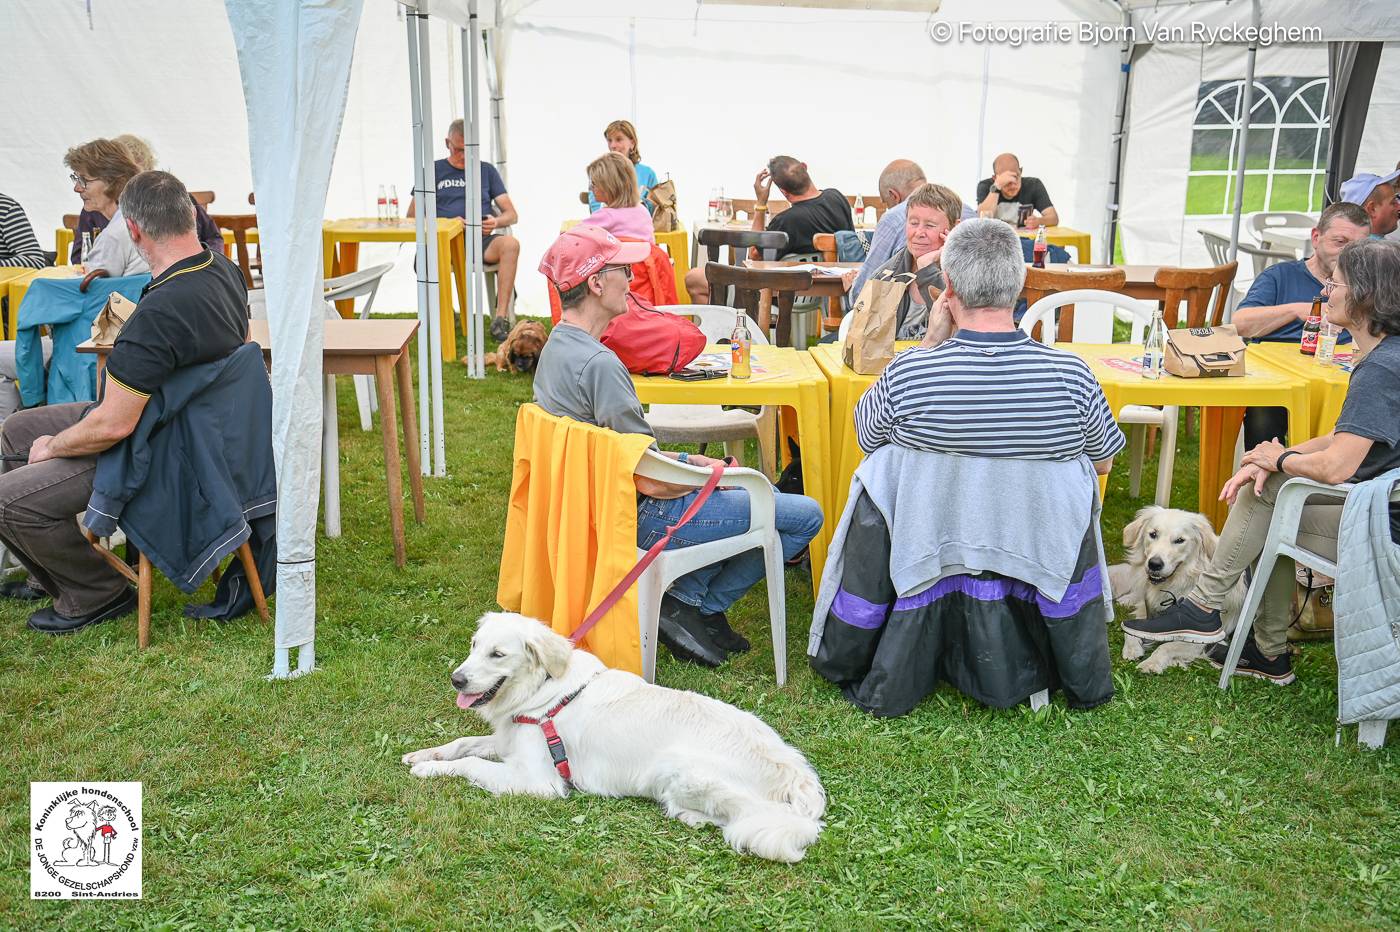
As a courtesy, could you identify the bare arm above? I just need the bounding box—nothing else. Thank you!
[1230,301,1313,339]
[1242,432,1373,487]
[1093,457,1114,476]
[634,451,725,500]
[29,383,147,463]
[484,194,518,231]
[1039,206,1060,228]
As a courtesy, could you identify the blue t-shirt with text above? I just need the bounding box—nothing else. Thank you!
[430,158,507,221]
[1238,258,1349,344]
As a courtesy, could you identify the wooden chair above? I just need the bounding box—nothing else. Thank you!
[62,214,79,233]
[1155,262,1237,329]
[811,233,847,333]
[696,228,788,266]
[730,198,790,221]
[704,262,812,347]
[82,529,269,650]
[844,194,888,221]
[212,214,259,289]
[1021,266,1127,342]
[190,191,216,207]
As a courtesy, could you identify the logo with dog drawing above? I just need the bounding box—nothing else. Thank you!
[31,782,142,899]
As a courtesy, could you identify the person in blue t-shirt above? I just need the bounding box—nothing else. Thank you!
[1234,201,1371,448]
[588,120,659,216]
[408,118,520,343]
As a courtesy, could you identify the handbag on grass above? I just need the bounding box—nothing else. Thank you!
[1163,325,1246,378]
[1287,564,1335,642]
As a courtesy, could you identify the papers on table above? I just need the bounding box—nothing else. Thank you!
[779,264,852,277]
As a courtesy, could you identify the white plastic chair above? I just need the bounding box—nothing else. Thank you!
[632,449,787,685]
[324,263,393,431]
[1199,229,1295,318]
[1247,211,1316,258]
[1021,289,1179,508]
[1216,477,1398,750]
[644,305,777,477]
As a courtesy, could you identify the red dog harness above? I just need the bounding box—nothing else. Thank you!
[511,675,598,788]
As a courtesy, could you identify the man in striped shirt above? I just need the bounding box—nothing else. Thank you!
[855,218,1124,471]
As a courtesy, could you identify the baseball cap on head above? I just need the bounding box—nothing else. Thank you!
[539,225,650,291]
[1340,169,1400,206]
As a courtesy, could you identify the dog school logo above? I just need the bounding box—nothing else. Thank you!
[31,782,142,899]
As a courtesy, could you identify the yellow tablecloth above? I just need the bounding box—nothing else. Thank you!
[5,267,86,340]
[631,345,832,593]
[323,217,464,361]
[1248,341,1351,439]
[1019,225,1092,263]
[560,219,691,304]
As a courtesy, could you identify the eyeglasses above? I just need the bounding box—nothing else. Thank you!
[1323,279,1347,297]
[69,172,96,191]
[599,265,633,282]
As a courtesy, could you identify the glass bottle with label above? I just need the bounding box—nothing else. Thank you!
[1032,226,1048,269]
[79,231,92,265]
[1299,296,1322,355]
[1142,306,1167,379]
[730,310,752,380]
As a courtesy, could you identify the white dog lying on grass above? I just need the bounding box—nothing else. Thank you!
[403,612,826,863]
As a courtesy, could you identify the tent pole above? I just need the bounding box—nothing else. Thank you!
[408,12,444,476]
[464,3,486,381]
[1103,6,1132,266]
[419,13,448,472]
[1226,0,1261,267]
[485,28,506,181]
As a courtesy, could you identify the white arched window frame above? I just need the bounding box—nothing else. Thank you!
[1186,77,1330,216]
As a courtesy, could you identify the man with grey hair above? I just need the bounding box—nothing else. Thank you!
[407,117,520,342]
[855,218,1123,471]
[0,170,249,634]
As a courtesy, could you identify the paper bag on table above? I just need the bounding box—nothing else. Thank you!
[1163,324,1246,378]
[648,179,679,234]
[841,269,911,375]
[91,292,137,346]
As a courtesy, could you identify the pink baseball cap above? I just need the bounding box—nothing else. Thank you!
[539,225,650,291]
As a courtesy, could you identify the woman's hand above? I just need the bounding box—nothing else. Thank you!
[1241,437,1286,472]
[1220,463,1268,506]
[921,291,954,348]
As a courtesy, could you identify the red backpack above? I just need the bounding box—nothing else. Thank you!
[600,294,706,375]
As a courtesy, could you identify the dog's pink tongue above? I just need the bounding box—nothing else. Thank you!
[456,692,482,710]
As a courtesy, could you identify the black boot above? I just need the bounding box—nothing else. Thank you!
[658,595,728,667]
[27,588,137,635]
[702,610,750,653]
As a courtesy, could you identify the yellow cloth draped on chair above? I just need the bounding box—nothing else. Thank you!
[497,403,655,674]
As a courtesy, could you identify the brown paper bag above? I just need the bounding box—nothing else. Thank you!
[842,269,911,375]
[91,292,137,346]
[648,179,678,233]
[1163,324,1246,378]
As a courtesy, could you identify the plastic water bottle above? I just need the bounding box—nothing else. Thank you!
[377,185,387,223]
[730,310,752,379]
[707,188,718,223]
[854,195,865,227]
[1315,318,1338,367]
[1142,307,1167,380]
[80,231,92,265]
[388,185,400,221]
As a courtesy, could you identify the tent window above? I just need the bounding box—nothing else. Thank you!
[1185,76,1329,216]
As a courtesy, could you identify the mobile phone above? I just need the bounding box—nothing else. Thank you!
[668,367,725,381]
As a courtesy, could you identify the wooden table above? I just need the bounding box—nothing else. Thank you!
[323,218,464,362]
[1019,226,1093,263]
[80,319,425,567]
[1040,263,1164,302]
[631,345,832,593]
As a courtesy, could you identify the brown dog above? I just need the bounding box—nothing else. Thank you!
[477,319,548,373]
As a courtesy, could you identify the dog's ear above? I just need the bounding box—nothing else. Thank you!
[1190,513,1218,561]
[525,624,573,680]
[1121,507,1153,552]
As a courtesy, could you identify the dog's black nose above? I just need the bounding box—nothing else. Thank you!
[450,672,467,690]
[1147,557,1164,572]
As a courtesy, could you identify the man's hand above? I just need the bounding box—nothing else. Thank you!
[921,290,955,348]
[841,268,858,292]
[1220,463,1268,505]
[1023,214,1042,230]
[993,169,1018,193]
[28,435,55,466]
[753,168,773,205]
[482,215,499,234]
[1241,437,1286,472]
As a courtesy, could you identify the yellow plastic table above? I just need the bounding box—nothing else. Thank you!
[6,267,85,340]
[1018,225,1092,263]
[59,227,262,268]
[631,346,832,593]
[560,219,691,304]
[1064,343,1309,530]
[1248,342,1352,439]
[323,218,464,361]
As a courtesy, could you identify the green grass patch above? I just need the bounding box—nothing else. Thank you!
[1,336,1395,929]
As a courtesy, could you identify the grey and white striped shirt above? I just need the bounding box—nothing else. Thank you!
[855,329,1125,462]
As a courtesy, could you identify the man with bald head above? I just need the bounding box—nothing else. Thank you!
[976,153,1058,229]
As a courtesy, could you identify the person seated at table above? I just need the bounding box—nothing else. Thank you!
[65,138,146,277]
[0,192,46,269]
[865,183,963,341]
[0,170,250,632]
[407,118,520,343]
[1124,239,1400,686]
[588,120,658,215]
[975,153,1058,229]
[579,152,655,244]
[1340,170,1400,239]
[1233,201,1371,449]
[72,135,224,262]
[534,225,824,668]
[683,155,852,304]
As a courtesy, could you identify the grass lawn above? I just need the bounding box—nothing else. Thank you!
[2,336,1396,929]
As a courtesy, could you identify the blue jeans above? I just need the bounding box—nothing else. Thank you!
[637,488,824,616]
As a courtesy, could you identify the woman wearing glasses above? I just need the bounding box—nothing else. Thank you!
[64,139,145,277]
[1125,238,1400,685]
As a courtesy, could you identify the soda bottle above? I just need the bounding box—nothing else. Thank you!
[388,185,400,221]
[1315,317,1338,367]
[707,188,718,223]
[1032,226,1048,269]
[376,185,387,223]
[1299,296,1322,355]
[729,310,752,379]
[1142,306,1167,380]
[854,195,865,227]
